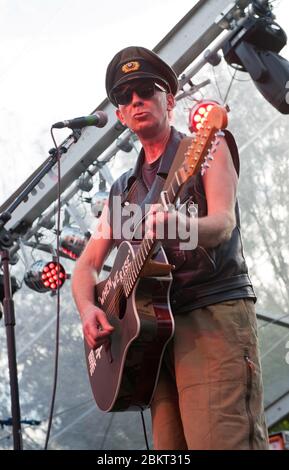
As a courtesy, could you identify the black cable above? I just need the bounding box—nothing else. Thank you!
[223,68,237,104]
[211,66,224,103]
[225,62,252,81]
[43,128,62,450]
[140,411,150,450]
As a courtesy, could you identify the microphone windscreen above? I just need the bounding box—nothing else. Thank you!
[96,111,108,127]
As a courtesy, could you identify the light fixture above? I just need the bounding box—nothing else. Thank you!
[24,260,66,293]
[91,191,109,218]
[223,12,289,114]
[60,226,90,260]
[77,174,94,192]
[188,100,219,133]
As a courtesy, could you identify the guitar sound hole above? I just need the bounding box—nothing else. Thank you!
[118,292,127,320]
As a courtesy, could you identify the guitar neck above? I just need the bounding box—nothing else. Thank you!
[122,169,184,298]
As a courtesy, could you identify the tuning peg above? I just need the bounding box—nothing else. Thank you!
[215,130,225,137]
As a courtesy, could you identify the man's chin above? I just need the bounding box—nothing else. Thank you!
[133,121,158,137]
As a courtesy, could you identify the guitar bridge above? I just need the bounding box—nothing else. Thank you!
[140,259,175,277]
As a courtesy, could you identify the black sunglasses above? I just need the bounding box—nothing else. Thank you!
[113,82,167,105]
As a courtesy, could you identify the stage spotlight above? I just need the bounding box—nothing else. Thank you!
[223,15,289,114]
[188,100,219,133]
[24,260,66,293]
[60,226,90,260]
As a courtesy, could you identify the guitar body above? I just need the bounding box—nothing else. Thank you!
[85,240,175,412]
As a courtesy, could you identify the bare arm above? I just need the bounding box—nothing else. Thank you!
[146,136,238,248]
[197,135,238,247]
[71,203,115,349]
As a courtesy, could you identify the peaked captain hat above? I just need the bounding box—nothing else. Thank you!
[105,46,179,106]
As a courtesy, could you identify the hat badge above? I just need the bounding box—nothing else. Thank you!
[122,61,140,74]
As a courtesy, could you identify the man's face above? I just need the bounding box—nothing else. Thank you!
[114,79,174,137]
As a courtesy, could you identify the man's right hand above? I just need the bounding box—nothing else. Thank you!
[81,304,114,350]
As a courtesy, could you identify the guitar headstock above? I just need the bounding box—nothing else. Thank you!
[180,104,228,181]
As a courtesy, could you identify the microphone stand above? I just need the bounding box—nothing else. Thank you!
[0,145,67,450]
[0,238,22,449]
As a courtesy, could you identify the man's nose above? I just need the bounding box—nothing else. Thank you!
[131,91,143,105]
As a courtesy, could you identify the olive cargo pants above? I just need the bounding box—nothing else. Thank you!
[151,299,269,450]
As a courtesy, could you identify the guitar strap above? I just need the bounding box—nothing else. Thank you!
[161,136,192,193]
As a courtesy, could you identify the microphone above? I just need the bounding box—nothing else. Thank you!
[52,111,108,129]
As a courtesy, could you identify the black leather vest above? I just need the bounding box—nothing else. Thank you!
[108,127,256,314]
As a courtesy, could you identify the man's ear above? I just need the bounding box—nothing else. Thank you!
[166,93,176,111]
[116,108,126,125]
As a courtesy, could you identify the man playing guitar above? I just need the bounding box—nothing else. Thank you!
[72,46,268,450]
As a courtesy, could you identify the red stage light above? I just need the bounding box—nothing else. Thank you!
[24,260,66,293]
[188,100,219,133]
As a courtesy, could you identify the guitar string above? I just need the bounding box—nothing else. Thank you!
[102,237,155,317]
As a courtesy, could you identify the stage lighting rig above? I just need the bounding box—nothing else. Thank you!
[91,191,109,218]
[77,173,94,192]
[24,260,66,293]
[222,1,289,113]
[60,226,90,260]
[90,173,109,218]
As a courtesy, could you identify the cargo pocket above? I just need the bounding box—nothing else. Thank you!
[243,342,269,449]
[244,348,255,450]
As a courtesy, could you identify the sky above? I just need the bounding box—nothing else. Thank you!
[0,0,196,204]
[0,0,288,204]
